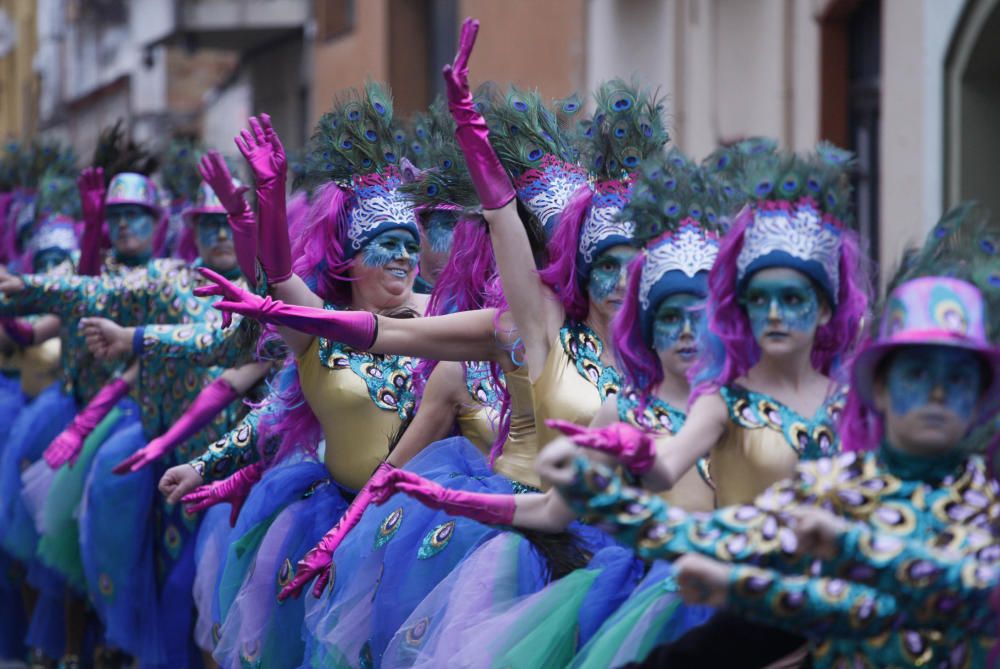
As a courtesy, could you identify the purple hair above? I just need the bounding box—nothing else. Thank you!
[613,252,662,396]
[537,185,593,322]
[411,218,516,467]
[292,182,355,303]
[690,207,870,406]
[838,345,883,453]
[176,224,198,262]
[257,184,361,463]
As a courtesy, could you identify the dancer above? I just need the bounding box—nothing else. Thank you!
[547,202,999,668]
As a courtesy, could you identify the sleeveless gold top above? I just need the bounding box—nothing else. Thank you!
[493,364,541,489]
[19,339,61,399]
[532,321,620,448]
[710,384,846,507]
[617,388,714,513]
[455,361,501,457]
[297,334,415,491]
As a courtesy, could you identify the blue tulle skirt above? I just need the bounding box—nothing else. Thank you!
[301,437,615,669]
[0,382,76,562]
[211,458,348,669]
[192,503,232,653]
[0,373,26,661]
[80,420,164,665]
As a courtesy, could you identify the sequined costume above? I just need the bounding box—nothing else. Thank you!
[557,442,1000,668]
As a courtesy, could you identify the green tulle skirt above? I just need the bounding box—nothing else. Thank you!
[36,406,129,592]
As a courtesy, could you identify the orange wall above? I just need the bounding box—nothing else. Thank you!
[458,0,587,100]
[310,0,390,124]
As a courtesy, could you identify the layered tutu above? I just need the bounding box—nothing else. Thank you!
[303,437,613,669]
[0,382,76,562]
[80,421,163,665]
[35,400,138,591]
[192,503,232,653]
[570,560,715,668]
[212,458,348,669]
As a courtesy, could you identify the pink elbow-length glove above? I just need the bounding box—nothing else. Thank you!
[278,463,516,600]
[194,268,377,349]
[197,152,257,287]
[235,114,291,284]
[1,318,34,347]
[76,167,107,276]
[43,377,131,469]
[112,377,240,475]
[546,419,657,474]
[444,18,515,210]
[182,460,265,527]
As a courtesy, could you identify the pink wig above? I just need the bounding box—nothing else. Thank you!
[411,218,516,467]
[537,185,594,322]
[612,253,662,396]
[257,184,360,463]
[690,207,871,406]
[175,224,198,262]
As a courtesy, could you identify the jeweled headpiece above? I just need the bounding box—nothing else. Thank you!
[573,78,670,284]
[480,85,584,237]
[300,82,419,256]
[624,150,733,342]
[730,143,854,304]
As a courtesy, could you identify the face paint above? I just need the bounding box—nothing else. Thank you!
[587,247,638,301]
[886,346,983,421]
[361,229,421,270]
[195,214,231,248]
[106,204,155,243]
[741,274,819,339]
[652,293,705,352]
[424,211,457,254]
[33,249,71,274]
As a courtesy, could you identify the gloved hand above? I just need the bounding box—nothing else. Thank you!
[546,419,657,474]
[197,152,257,285]
[442,18,515,210]
[181,460,265,526]
[113,377,240,474]
[195,267,377,348]
[234,114,290,283]
[44,377,131,469]
[77,167,107,276]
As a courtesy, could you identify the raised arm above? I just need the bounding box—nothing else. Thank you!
[443,18,562,377]
[76,167,107,276]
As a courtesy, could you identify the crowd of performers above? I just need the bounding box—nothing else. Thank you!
[0,18,998,669]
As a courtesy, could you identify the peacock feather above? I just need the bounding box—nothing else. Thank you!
[622,148,734,245]
[399,97,477,211]
[479,84,578,178]
[159,138,205,203]
[576,78,669,181]
[91,120,158,183]
[12,139,78,190]
[297,81,406,191]
[35,171,81,220]
[724,142,855,226]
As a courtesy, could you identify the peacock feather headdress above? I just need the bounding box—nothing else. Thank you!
[572,79,670,279]
[300,81,418,255]
[400,97,477,214]
[624,149,732,340]
[734,142,855,304]
[478,84,587,236]
[159,138,205,204]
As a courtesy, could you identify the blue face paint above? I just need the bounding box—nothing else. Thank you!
[195,214,231,248]
[361,229,421,270]
[424,211,457,254]
[886,346,984,421]
[741,275,819,340]
[106,204,155,244]
[33,249,71,274]
[587,246,638,301]
[652,293,705,352]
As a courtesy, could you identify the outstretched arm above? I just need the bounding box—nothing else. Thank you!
[640,392,728,491]
[443,18,562,378]
[197,268,515,365]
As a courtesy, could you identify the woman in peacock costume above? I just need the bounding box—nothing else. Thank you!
[182,81,580,666]
[548,201,1000,668]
